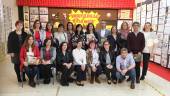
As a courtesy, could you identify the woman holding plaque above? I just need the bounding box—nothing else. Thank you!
[20,35,40,87]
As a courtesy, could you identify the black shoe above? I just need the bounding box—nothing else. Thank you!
[107,80,111,85]
[23,78,26,82]
[136,78,140,84]
[29,80,36,88]
[130,83,135,89]
[76,81,82,86]
[68,77,75,83]
[43,79,50,84]
[61,82,69,86]
[126,77,131,82]
[95,77,101,84]
[112,80,117,84]
[140,76,145,80]
[18,79,22,82]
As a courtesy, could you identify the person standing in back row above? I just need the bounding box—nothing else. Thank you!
[97,20,111,46]
[7,20,28,83]
[141,22,158,80]
[127,22,145,84]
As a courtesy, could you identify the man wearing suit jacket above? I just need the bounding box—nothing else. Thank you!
[97,20,111,46]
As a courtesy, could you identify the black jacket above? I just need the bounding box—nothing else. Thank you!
[57,51,73,66]
[107,33,122,54]
[99,49,116,68]
[7,31,28,54]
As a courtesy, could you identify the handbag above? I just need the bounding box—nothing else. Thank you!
[11,53,20,64]
[133,54,142,62]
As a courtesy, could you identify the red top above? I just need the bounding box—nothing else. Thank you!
[34,31,40,41]
[45,49,51,60]
[46,31,52,39]
[20,46,40,70]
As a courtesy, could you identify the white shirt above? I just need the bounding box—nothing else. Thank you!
[101,29,106,38]
[72,48,87,65]
[54,32,68,44]
[143,32,158,53]
[91,49,100,65]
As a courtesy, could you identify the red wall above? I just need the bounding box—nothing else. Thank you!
[17,0,135,9]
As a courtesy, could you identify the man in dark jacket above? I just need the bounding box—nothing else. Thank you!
[127,22,145,83]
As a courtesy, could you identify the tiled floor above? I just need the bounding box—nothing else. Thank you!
[0,56,170,96]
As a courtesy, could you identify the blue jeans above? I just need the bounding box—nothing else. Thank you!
[25,65,38,80]
[116,68,136,83]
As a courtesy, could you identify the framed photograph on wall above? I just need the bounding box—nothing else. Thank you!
[30,15,39,22]
[40,15,48,22]
[30,7,39,15]
[39,7,48,14]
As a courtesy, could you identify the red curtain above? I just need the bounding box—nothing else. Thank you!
[17,0,135,9]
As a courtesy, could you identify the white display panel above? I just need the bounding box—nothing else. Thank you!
[153,1,159,10]
[147,4,152,11]
[160,0,167,8]
[154,55,161,64]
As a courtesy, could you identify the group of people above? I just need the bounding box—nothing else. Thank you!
[7,20,158,89]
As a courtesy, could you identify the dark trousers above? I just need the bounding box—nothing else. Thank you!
[142,53,150,77]
[14,64,25,81]
[116,68,136,83]
[104,66,117,80]
[61,65,73,84]
[39,64,52,80]
[90,65,102,78]
[25,65,38,81]
[74,65,86,82]
[11,54,25,81]
[135,61,141,79]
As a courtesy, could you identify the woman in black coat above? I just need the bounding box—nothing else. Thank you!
[99,40,117,84]
[57,42,74,86]
[7,20,27,82]
[107,26,121,56]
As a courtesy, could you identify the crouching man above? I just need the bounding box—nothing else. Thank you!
[116,48,136,89]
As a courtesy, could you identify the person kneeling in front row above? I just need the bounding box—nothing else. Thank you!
[116,48,136,89]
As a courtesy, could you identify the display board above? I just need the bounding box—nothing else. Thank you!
[136,0,170,68]
[23,6,49,32]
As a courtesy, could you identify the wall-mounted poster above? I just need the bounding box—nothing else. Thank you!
[158,16,165,25]
[40,15,48,22]
[30,22,34,29]
[146,18,151,23]
[152,10,158,17]
[147,4,152,11]
[23,6,29,13]
[160,0,167,8]
[142,4,146,11]
[137,7,141,14]
[30,15,39,22]
[164,26,170,34]
[154,48,162,55]
[163,35,169,43]
[118,10,133,19]
[161,57,167,67]
[24,13,29,21]
[159,8,166,16]
[153,1,159,10]
[147,11,152,18]
[30,7,39,15]
[157,24,164,32]
[39,7,48,14]
[154,55,161,64]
